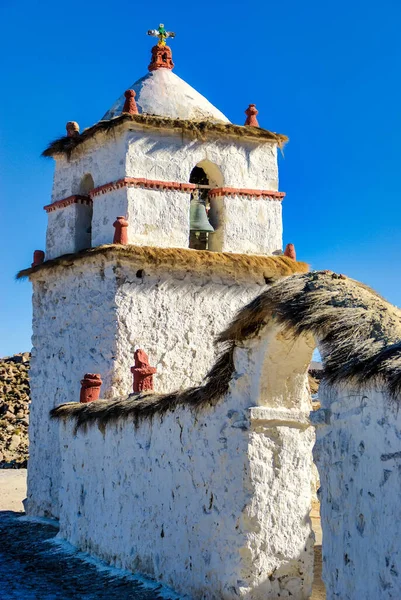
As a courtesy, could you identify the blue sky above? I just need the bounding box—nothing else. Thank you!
[0,0,400,356]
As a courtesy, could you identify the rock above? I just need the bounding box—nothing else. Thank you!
[9,435,21,451]
[0,353,30,468]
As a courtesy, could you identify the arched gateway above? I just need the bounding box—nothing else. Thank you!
[49,271,401,599]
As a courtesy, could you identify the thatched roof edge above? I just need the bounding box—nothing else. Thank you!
[51,345,235,430]
[17,245,308,281]
[42,114,288,159]
[51,271,401,429]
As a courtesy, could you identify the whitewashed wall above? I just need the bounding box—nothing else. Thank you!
[209,194,282,255]
[52,129,278,204]
[57,328,315,599]
[46,203,92,260]
[114,264,265,394]
[125,130,278,190]
[27,256,266,518]
[46,127,281,258]
[126,187,190,248]
[312,385,401,600]
[91,187,129,248]
[51,135,127,202]
[27,262,119,518]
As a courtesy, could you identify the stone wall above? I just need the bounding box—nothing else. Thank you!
[0,353,30,469]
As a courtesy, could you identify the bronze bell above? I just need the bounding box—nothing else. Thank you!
[189,195,214,233]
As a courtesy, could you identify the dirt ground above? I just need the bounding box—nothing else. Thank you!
[0,469,27,512]
[0,470,325,599]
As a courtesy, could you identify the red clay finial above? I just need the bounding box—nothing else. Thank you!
[244,104,259,127]
[131,349,157,393]
[284,243,296,260]
[122,90,139,115]
[113,216,129,244]
[31,250,45,268]
[80,373,102,403]
[148,44,174,71]
[66,121,80,137]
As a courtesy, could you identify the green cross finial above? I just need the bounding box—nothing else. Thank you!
[147,23,176,46]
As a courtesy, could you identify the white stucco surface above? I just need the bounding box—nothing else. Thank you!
[51,136,127,202]
[91,187,129,248]
[91,185,191,253]
[209,194,282,255]
[46,128,281,258]
[27,263,119,517]
[57,327,315,599]
[126,187,190,248]
[46,203,92,260]
[102,68,230,123]
[26,256,266,518]
[312,385,401,599]
[125,130,278,190]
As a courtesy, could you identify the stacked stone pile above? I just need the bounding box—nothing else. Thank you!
[0,353,30,468]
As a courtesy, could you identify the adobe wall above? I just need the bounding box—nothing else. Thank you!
[51,129,279,207]
[27,261,119,518]
[57,332,315,599]
[51,135,127,202]
[124,130,279,191]
[26,256,265,518]
[46,129,282,258]
[313,385,401,599]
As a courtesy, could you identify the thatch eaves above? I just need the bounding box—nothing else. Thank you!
[51,271,401,429]
[17,244,307,283]
[42,114,288,159]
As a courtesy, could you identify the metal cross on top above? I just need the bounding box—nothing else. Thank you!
[147,23,175,46]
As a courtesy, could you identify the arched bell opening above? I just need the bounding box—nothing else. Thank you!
[76,173,94,250]
[188,162,223,250]
[79,173,95,195]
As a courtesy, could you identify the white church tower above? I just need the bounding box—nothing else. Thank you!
[24,25,300,517]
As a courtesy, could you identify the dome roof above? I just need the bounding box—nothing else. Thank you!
[102,68,230,123]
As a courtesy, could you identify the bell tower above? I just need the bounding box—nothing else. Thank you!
[43,25,286,260]
[24,25,298,518]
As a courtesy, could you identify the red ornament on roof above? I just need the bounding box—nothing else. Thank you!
[148,44,174,72]
[31,250,45,268]
[131,349,157,392]
[113,216,129,244]
[80,373,102,403]
[122,90,139,115]
[284,243,296,260]
[244,104,259,127]
[147,23,175,71]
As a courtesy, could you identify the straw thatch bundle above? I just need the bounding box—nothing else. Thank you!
[17,244,307,282]
[51,271,401,429]
[42,114,288,159]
